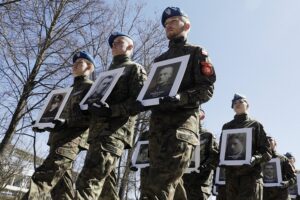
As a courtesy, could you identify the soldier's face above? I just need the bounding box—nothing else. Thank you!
[268,138,277,151]
[112,37,132,56]
[72,58,90,77]
[233,99,248,115]
[164,17,186,39]
[158,67,173,85]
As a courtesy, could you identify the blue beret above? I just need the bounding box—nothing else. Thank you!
[231,93,247,108]
[108,32,133,48]
[161,7,188,27]
[73,51,95,67]
[284,152,295,159]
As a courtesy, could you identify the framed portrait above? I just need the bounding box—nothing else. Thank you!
[80,67,125,110]
[185,141,200,174]
[137,55,190,106]
[263,158,282,187]
[215,167,226,185]
[33,87,73,129]
[219,128,252,166]
[131,141,149,169]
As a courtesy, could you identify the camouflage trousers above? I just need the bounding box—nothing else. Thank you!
[140,128,194,200]
[263,187,290,200]
[75,136,124,200]
[21,139,81,200]
[226,174,263,200]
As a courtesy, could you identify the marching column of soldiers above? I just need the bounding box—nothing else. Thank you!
[22,6,299,200]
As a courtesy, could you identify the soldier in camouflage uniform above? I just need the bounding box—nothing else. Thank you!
[75,32,147,200]
[140,7,216,200]
[22,51,95,200]
[263,137,297,200]
[221,94,272,200]
[174,109,219,200]
[285,152,300,200]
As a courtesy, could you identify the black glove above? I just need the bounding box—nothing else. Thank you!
[159,94,181,106]
[88,102,112,118]
[45,119,67,132]
[31,121,46,133]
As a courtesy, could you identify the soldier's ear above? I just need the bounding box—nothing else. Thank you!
[184,22,190,31]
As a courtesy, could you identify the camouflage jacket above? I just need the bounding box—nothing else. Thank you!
[48,75,93,150]
[222,113,272,177]
[152,36,216,114]
[88,55,147,149]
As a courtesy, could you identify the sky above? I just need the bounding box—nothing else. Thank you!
[142,0,300,169]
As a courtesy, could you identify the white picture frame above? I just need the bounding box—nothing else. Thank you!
[131,141,149,169]
[263,158,283,187]
[33,87,73,129]
[297,173,300,195]
[219,128,252,166]
[215,167,226,185]
[137,55,190,106]
[80,67,125,110]
[212,185,218,196]
[185,138,200,174]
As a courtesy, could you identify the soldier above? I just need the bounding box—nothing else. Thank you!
[174,109,219,200]
[221,93,272,200]
[140,7,216,200]
[75,32,147,200]
[22,51,95,200]
[263,136,297,200]
[285,152,300,200]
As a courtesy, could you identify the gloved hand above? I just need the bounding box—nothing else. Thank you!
[279,181,290,188]
[159,94,181,106]
[242,156,258,167]
[45,119,67,132]
[88,101,112,118]
[31,121,45,133]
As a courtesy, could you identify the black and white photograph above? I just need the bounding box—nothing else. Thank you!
[185,142,200,174]
[131,141,149,169]
[219,128,252,166]
[80,67,124,110]
[215,167,226,185]
[33,87,72,129]
[137,55,190,106]
[263,158,282,187]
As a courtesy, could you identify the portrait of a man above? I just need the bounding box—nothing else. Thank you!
[85,75,114,104]
[143,63,180,99]
[263,163,278,183]
[225,133,246,160]
[136,144,149,164]
[39,93,65,123]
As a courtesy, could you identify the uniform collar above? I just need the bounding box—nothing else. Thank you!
[73,75,88,86]
[112,54,131,65]
[168,36,187,48]
[233,113,249,122]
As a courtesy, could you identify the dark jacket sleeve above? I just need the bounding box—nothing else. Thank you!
[253,123,272,164]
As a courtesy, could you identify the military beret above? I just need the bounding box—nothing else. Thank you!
[73,51,95,67]
[108,32,133,48]
[231,93,248,108]
[284,152,295,159]
[161,7,188,27]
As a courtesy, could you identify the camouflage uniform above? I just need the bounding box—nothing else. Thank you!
[263,151,297,200]
[178,129,219,200]
[22,75,93,200]
[140,33,216,199]
[75,54,147,200]
[222,113,272,200]
[216,185,227,200]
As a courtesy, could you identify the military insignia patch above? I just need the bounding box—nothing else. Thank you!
[76,52,81,57]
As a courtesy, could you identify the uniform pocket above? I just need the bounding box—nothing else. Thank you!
[176,128,200,146]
